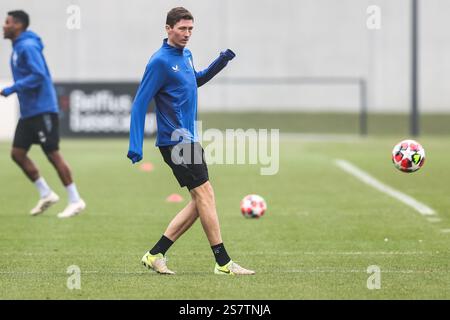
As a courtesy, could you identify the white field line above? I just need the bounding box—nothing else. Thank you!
[335,159,436,216]
[300,251,430,256]
[440,229,450,233]
[0,251,434,257]
[244,251,432,256]
[0,269,449,275]
[279,269,450,274]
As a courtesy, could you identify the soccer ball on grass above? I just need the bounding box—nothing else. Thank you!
[240,194,267,218]
[392,139,425,173]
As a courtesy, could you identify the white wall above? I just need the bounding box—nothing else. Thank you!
[0,81,18,141]
[0,0,449,113]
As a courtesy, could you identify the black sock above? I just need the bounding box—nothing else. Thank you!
[211,243,231,267]
[149,235,174,256]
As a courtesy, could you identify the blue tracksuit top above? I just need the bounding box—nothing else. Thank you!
[3,30,58,119]
[128,38,234,163]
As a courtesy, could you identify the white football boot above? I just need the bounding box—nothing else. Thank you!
[141,252,176,275]
[57,199,86,218]
[30,191,60,216]
[214,260,255,275]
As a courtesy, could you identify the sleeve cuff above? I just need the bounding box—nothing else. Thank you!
[2,86,16,97]
[221,49,236,61]
[127,150,142,164]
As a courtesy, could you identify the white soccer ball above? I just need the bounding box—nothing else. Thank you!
[392,139,426,173]
[240,194,267,218]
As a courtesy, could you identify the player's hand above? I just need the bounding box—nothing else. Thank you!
[221,49,236,61]
[0,87,13,97]
[127,150,142,164]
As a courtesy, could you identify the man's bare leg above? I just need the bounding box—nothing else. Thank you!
[142,200,198,275]
[148,200,198,255]
[189,181,222,246]
[46,150,85,218]
[11,147,40,182]
[46,150,73,186]
[163,200,199,242]
[143,180,254,275]
[11,147,59,215]
[189,180,255,275]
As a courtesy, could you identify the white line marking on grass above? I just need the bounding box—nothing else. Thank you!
[0,271,148,275]
[335,159,435,216]
[427,217,442,223]
[281,269,450,274]
[301,251,428,256]
[440,229,450,233]
[0,251,434,257]
[2,269,449,275]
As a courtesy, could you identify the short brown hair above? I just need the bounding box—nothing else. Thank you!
[166,7,193,27]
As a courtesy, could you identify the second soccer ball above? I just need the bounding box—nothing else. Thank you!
[240,194,267,218]
[391,139,425,173]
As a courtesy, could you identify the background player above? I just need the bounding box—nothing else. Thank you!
[1,10,86,218]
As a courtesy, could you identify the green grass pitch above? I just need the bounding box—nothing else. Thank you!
[0,136,449,299]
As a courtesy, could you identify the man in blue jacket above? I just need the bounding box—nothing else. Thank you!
[128,7,254,275]
[1,10,86,218]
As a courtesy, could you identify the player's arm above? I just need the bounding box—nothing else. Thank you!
[194,49,235,87]
[127,59,166,164]
[1,46,47,97]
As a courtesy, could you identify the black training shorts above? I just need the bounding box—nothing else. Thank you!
[159,142,209,191]
[13,112,60,153]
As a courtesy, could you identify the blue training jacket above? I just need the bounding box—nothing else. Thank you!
[2,30,58,119]
[127,38,235,163]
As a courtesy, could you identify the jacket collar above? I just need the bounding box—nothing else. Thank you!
[162,38,185,55]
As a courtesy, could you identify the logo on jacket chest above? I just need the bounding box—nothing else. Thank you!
[12,51,18,67]
[171,57,194,73]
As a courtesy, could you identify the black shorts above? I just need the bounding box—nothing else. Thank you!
[159,142,209,191]
[13,113,60,153]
